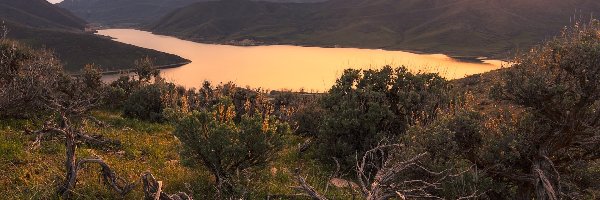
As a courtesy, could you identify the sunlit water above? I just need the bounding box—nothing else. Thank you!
[97,29,504,92]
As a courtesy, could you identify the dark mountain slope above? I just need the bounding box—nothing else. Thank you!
[58,0,323,26]
[150,0,316,39]
[5,22,188,72]
[1,0,187,71]
[0,0,86,30]
[149,0,600,57]
[58,0,210,26]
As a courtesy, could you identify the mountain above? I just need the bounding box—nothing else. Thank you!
[58,0,209,27]
[1,0,187,71]
[148,0,600,58]
[58,0,323,27]
[0,0,85,30]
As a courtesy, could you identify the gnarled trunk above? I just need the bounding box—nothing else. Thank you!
[532,149,560,200]
[59,133,78,199]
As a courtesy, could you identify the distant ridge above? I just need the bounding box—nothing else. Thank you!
[1,0,188,71]
[58,0,323,26]
[0,0,86,30]
[148,0,600,58]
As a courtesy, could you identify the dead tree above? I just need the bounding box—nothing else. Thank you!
[356,144,485,200]
[21,64,135,199]
[293,143,482,200]
[292,168,329,200]
[142,172,193,200]
[355,144,442,200]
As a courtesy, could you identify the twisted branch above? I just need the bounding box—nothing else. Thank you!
[77,158,135,196]
[142,172,193,200]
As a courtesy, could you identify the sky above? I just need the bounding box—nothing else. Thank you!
[47,0,63,4]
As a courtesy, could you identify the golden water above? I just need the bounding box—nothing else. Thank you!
[98,29,504,92]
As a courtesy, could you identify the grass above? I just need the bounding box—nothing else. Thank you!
[0,110,350,199]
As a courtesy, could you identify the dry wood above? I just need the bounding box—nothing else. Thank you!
[292,168,328,200]
[142,172,193,200]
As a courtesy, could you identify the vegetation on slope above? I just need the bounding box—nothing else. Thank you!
[0,0,188,72]
[0,0,85,31]
[58,0,324,27]
[5,23,188,72]
[1,21,600,199]
[149,0,600,58]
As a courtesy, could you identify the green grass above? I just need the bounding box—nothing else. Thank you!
[0,111,349,199]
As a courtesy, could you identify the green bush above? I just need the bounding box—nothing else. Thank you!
[174,97,289,198]
[312,66,450,167]
[485,20,600,198]
[123,83,165,122]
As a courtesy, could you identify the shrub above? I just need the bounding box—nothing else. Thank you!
[489,20,600,199]
[0,40,64,117]
[123,83,165,122]
[313,66,450,167]
[174,97,289,198]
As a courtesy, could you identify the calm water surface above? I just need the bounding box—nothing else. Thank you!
[97,29,504,92]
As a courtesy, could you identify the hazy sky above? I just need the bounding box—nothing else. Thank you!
[47,0,63,3]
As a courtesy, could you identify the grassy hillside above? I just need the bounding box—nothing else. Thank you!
[149,0,600,58]
[3,20,600,198]
[0,0,188,72]
[0,110,347,199]
[0,0,86,31]
[58,0,323,27]
[5,23,189,72]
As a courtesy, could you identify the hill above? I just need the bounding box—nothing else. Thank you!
[5,22,188,72]
[58,0,323,27]
[1,0,188,71]
[0,0,85,31]
[148,0,600,58]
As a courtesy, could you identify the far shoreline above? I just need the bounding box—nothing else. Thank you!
[94,27,505,65]
[100,61,192,75]
[144,29,508,63]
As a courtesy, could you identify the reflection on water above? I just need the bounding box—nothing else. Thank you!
[97,29,504,92]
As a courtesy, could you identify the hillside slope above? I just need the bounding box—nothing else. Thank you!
[5,22,188,72]
[149,0,600,57]
[0,0,85,30]
[1,0,188,71]
[58,0,323,26]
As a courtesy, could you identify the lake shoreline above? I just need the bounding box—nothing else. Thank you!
[100,61,192,75]
[147,29,507,63]
[93,26,504,63]
[97,29,504,91]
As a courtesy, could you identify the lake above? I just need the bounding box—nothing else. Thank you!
[97,29,504,92]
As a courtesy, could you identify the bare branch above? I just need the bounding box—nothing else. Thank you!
[293,168,328,200]
[76,131,121,150]
[142,172,193,200]
[355,142,479,200]
[77,158,135,196]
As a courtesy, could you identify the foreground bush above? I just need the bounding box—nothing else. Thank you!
[0,39,64,117]
[401,20,600,199]
[313,66,450,167]
[486,20,600,199]
[123,83,166,122]
[174,97,290,198]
